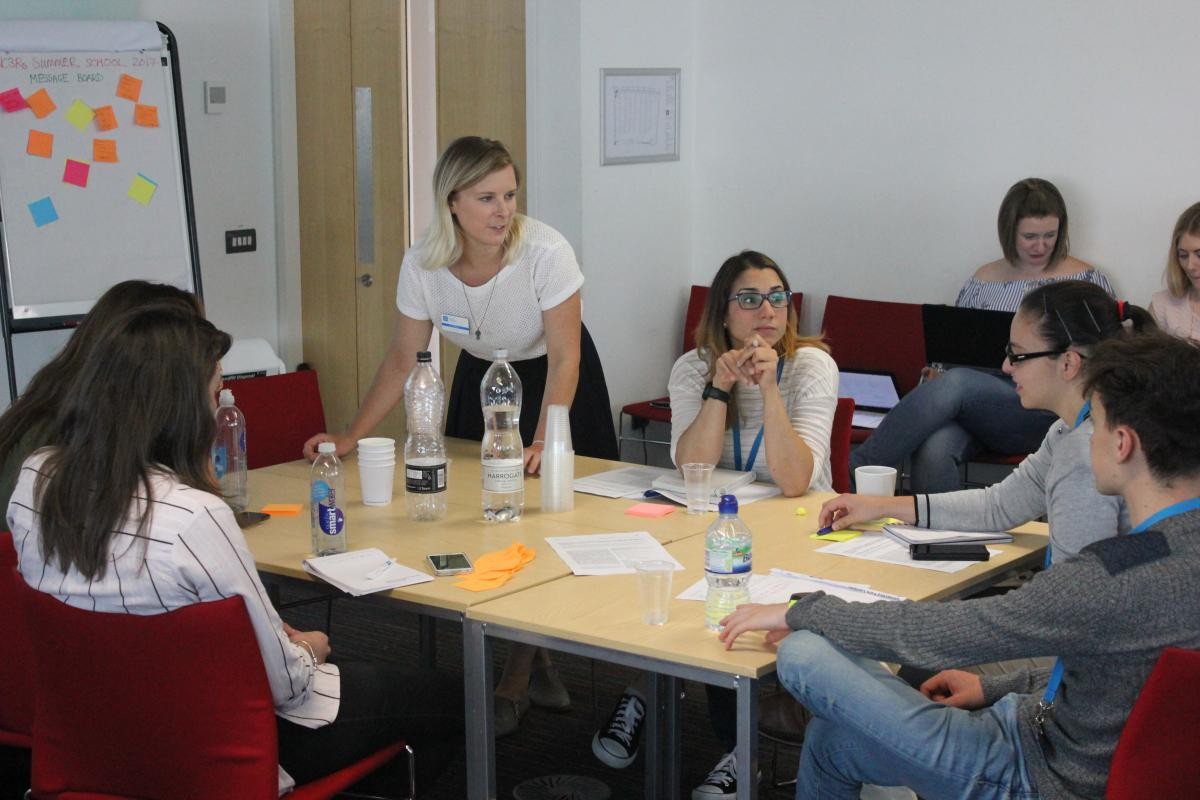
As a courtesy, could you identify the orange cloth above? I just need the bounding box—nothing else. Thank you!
[455,542,535,592]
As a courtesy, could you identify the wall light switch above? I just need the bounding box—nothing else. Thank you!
[204,82,225,115]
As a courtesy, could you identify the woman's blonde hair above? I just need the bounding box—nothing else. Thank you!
[420,136,526,270]
[693,251,828,384]
[1164,201,1200,298]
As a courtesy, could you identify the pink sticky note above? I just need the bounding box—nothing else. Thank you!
[0,87,27,112]
[625,502,677,518]
[62,158,90,188]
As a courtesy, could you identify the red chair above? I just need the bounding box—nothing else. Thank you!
[18,586,413,800]
[1106,647,1200,799]
[830,398,855,493]
[618,286,803,462]
[224,369,327,469]
[0,532,33,752]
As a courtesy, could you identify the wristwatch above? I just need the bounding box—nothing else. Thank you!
[702,383,731,403]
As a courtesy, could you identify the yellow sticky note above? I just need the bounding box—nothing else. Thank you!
[92,138,118,163]
[127,173,158,206]
[93,104,118,131]
[811,530,864,543]
[117,73,143,102]
[64,99,94,131]
[26,129,53,158]
[25,88,55,119]
[134,103,158,128]
[794,507,808,516]
[260,503,303,516]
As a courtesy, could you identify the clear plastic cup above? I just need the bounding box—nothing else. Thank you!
[635,560,675,625]
[682,462,715,514]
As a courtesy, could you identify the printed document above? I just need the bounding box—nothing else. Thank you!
[545,531,685,575]
[302,548,433,596]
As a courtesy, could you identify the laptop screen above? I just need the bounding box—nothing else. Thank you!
[839,370,901,413]
[921,305,1014,370]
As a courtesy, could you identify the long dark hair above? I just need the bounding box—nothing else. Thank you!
[36,306,231,580]
[1018,279,1155,351]
[0,280,202,462]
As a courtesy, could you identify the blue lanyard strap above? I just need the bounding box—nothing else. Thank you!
[732,359,785,473]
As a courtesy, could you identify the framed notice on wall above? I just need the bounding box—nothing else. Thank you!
[600,68,680,166]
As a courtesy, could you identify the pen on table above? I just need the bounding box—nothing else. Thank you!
[365,558,395,581]
[817,526,834,535]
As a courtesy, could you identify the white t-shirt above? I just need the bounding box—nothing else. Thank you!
[395,216,584,361]
[668,346,839,492]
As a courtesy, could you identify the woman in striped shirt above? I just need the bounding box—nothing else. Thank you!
[7,305,461,794]
[849,178,1114,493]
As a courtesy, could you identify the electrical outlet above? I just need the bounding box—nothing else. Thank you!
[225,228,256,254]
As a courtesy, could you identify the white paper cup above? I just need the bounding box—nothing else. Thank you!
[635,560,674,625]
[855,465,898,497]
[682,462,715,515]
[359,461,396,506]
[356,437,396,454]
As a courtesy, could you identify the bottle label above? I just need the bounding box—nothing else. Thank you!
[318,502,344,536]
[311,479,332,504]
[705,545,751,574]
[482,458,523,492]
[406,462,447,494]
[213,445,227,479]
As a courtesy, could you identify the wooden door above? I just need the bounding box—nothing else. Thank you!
[295,0,409,442]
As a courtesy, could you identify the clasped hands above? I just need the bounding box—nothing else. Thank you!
[714,334,779,392]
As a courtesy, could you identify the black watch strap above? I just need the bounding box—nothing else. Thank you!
[702,383,731,403]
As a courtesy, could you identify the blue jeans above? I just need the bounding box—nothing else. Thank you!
[776,631,1040,800]
[849,368,1055,493]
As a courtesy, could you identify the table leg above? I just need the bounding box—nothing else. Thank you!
[734,675,759,800]
[419,614,437,669]
[643,672,662,799]
[663,674,682,799]
[464,618,495,800]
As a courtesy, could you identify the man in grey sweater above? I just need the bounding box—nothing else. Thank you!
[718,331,1200,799]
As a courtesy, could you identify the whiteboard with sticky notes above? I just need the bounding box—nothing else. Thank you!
[0,20,200,398]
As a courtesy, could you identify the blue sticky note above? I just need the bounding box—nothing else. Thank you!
[28,196,58,227]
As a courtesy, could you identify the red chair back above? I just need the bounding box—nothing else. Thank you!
[822,295,926,396]
[830,398,855,493]
[22,591,279,800]
[0,531,34,747]
[225,370,327,469]
[1106,647,1200,798]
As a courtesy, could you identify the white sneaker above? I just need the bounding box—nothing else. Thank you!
[591,688,646,769]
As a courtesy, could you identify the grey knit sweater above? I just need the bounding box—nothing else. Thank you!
[784,508,1200,799]
[915,418,1130,562]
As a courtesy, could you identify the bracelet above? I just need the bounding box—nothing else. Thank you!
[532,439,545,446]
[702,383,731,403]
[295,639,319,666]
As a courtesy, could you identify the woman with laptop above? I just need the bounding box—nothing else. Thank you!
[1149,201,1200,341]
[849,178,1115,492]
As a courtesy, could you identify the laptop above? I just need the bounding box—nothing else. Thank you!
[839,369,901,429]
[921,304,1014,372]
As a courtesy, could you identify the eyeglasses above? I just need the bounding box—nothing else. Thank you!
[727,290,792,310]
[1004,343,1068,364]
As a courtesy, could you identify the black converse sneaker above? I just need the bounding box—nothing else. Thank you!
[692,751,744,799]
[591,688,646,769]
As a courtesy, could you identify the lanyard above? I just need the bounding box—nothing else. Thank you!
[1037,495,1200,733]
[732,359,785,473]
[1043,402,1094,569]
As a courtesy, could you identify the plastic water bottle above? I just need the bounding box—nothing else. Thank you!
[704,494,752,631]
[480,349,524,522]
[404,351,447,521]
[212,388,248,513]
[310,442,347,556]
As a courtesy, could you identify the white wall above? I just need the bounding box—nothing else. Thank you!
[528,0,1200,424]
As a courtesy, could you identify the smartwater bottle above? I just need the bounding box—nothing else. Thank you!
[310,442,347,556]
[213,388,248,513]
[704,494,752,631]
[404,351,448,521]
[480,349,524,522]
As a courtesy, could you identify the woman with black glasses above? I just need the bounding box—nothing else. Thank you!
[668,250,837,497]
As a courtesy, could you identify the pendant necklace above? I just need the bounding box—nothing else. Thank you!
[460,276,499,340]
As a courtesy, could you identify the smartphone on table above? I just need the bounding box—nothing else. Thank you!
[909,543,989,561]
[426,552,474,576]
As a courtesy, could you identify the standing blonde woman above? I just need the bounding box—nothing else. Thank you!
[1149,201,1200,341]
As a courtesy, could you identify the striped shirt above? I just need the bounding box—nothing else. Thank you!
[954,268,1114,311]
[668,346,838,491]
[9,450,339,795]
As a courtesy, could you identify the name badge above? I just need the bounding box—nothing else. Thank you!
[440,314,469,334]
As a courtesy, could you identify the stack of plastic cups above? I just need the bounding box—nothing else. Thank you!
[356,437,397,506]
[540,405,574,512]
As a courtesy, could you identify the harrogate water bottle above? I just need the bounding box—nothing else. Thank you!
[704,494,752,631]
[310,442,347,556]
[212,388,248,513]
[404,351,448,521]
[480,349,524,522]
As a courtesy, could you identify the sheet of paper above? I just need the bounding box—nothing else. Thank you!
[93,138,118,163]
[302,548,433,596]
[116,72,143,102]
[816,532,997,573]
[852,410,885,429]
[26,129,52,158]
[62,159,90,188]
[882,524,1012,546]
[544,531,684,575]
[651,480,782,510]
[573,465,673,498]
[676,571,901,604]
[128,173,158,206]
[25,88,56,118]
[134,103,159,127]
[27,197,58,227]
[64,99,94,131]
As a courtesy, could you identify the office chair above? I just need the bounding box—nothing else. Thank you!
[225,369,327,469]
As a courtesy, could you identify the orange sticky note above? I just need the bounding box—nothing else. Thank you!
[25,88,55,119]
[93,104,118,131]
[261,503,303,516]
[92,138,118,163]
[625,502,676,518]
[26,129,53,158]
[116,73,142,102]
[134,103,158,127]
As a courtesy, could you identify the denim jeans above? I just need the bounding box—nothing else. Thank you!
[849,368,1056,493]
[775,631,1040,800]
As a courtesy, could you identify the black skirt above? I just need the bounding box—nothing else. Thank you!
[445,324,619,460]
